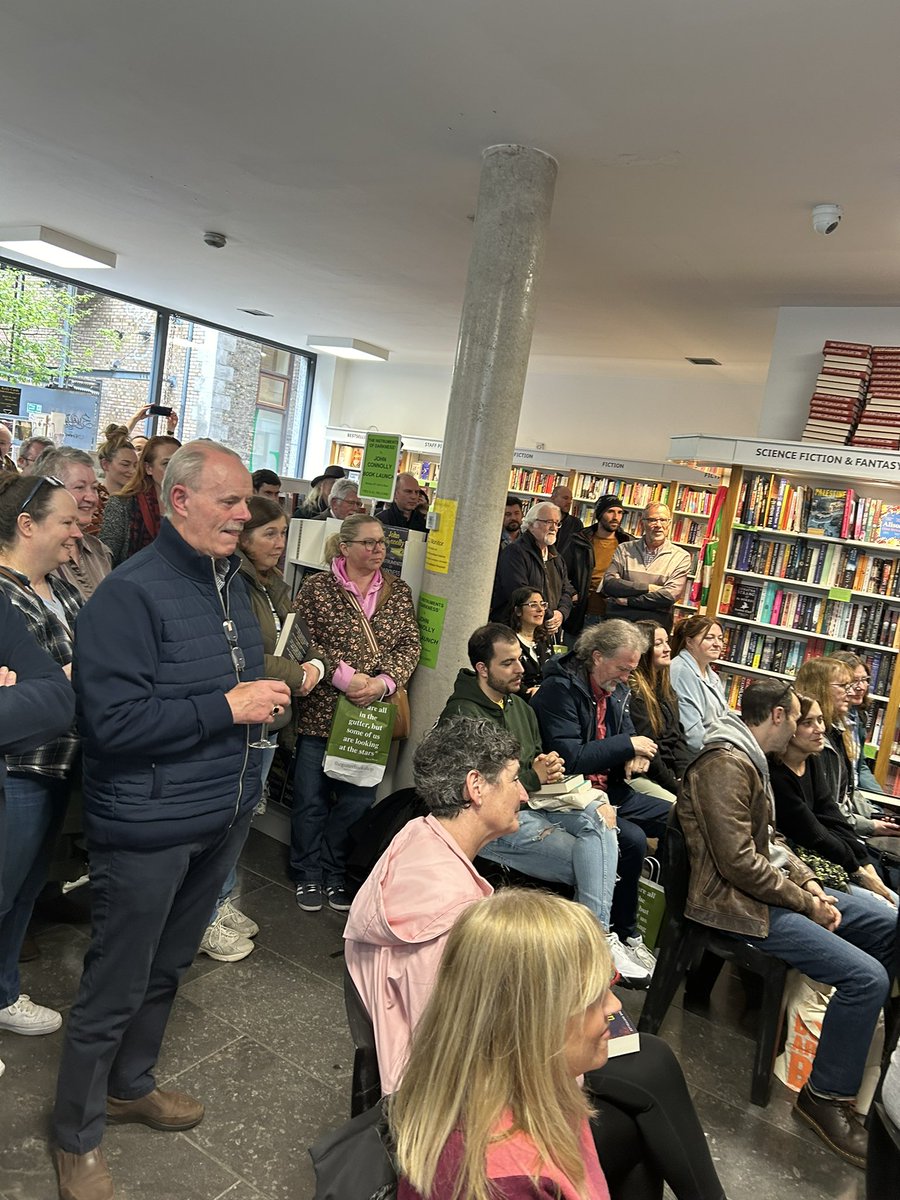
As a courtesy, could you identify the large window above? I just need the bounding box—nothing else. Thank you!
[0,259,314,470]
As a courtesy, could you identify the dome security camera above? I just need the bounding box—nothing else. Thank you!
[812,204,842,235]
[203,231,227,248]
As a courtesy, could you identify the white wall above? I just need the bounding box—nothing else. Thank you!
[761,307,900,441]
[316,353,765,463]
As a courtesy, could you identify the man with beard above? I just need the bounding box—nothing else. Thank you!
[679,680,897,1169]
[549,483,583,554]
[602,501,690,633]
[500,494,524,548]
[489,501,573,635]
[562,494,632,637]
[438,623,649,985]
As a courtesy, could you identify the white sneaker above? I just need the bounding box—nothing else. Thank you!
[625,935,657,976]
[0,994,62,1035]
[607,933,651,988]
[217,897,259,939]
[198,917,255,962]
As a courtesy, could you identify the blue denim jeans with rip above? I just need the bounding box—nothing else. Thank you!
[479,800,617,928]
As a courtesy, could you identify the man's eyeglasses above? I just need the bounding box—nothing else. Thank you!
[533,518,561,528]
[644,517,671,526]
[222,619,246,674]
[346,538,386,551]
[17,475,65,514]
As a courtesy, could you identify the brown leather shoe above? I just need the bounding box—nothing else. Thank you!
[54,1146,114,1200]
[794,1083,867,1168]
[106,1087,204,1131]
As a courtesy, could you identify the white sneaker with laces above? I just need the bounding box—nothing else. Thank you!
[198,917,255,962]
[625,935,657,976]
[606,933,651,987]
[0,994,62,1035]
[218,897,259,939]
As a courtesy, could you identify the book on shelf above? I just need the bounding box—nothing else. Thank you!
[876,506,900,547]
[805,488,850,537]
[822,340,872,357]
[730,581,762,619]
[273,612,314,662]
[606,1009,641,1058]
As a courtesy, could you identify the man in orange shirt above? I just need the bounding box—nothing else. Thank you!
[563,495,631,638]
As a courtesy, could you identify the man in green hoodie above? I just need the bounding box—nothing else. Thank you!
[438,622,651,986]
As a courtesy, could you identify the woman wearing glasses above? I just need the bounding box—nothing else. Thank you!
[0,473,83,1039]
[290,513,420,913]
[507,586,553,696]
[831,650,884,795]
[668,615,728,754]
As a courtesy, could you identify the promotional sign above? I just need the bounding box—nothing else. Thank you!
[424,497,457,575]
[417,592,448,669]
[358,432,402,502]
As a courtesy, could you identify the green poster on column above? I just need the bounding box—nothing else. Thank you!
[417,592,447,669]
[359,432,402,502]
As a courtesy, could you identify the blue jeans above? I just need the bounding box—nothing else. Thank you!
[290,735,375,887]
[479,801,618,928]
[0,773,70,1007]
[740,887,895,1097]
[213,744,277,919]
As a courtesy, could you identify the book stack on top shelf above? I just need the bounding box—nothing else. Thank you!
[801,340,871,445]
[851,345,900,450]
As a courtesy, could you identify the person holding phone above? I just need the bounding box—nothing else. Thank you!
[99,434,181,565]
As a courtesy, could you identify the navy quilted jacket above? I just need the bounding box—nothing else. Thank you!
[73,518,264,850]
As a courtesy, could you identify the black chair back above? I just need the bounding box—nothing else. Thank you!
[342,966,382,1116]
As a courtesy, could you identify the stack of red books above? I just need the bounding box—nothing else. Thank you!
[801,340,871,444]
[851,345,900,449]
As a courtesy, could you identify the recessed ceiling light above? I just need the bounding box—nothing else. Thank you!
[238,308,273,317]
[685,357,722,366]
[0,225,117,269]
[306,336,390,362]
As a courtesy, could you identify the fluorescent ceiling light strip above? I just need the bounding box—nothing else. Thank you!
[0,225,117,269]
[306,336,389,362]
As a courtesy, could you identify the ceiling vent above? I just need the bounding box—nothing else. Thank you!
[685,357,721,366]
[238,308,273,317]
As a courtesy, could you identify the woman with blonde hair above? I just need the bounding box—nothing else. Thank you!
[795,656,900,842]
[392,888,617,1200]
[99,433,180,565]
[291,512,420,912]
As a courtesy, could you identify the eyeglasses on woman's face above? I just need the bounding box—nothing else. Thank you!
[523,599,549,610]
[345,537,386,552]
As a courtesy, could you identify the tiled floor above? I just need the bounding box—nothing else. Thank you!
[0,828,866,1200]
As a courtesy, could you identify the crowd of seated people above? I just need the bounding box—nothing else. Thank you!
[2,431,899,1197]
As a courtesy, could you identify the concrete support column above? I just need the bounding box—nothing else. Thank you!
[400,144,557,777]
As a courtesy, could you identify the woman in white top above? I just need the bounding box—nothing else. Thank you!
[668,614,727,754]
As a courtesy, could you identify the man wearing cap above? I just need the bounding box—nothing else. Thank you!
[293,465,345,518]
[376,472,427,533]
[562,495,632,637]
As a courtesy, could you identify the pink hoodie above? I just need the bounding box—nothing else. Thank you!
[343,815,492,1094]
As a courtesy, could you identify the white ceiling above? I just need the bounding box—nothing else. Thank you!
[2,0,900,376]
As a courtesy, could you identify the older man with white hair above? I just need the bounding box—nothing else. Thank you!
[489,500,574,636]
[51,440,291,1200]
[312,475,364,521]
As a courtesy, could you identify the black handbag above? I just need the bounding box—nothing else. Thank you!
[308,1098,397,1200]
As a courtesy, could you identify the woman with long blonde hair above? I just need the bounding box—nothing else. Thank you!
[391,889,618,1200]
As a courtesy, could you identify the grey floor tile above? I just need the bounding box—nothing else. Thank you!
[212,1181,270,1200]
[179,946,353,1088]
[235,830,292,891]
[235,883,347,985]
[18,924,91,1013]
[156,994,244,1082]
[103,1126,249,1200]
[176,1036,347,1200]
[692,1086,863,1200]
[229,866,272,905]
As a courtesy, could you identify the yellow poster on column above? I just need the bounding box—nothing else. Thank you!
[424,497,457,575]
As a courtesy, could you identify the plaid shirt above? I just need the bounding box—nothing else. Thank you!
[0,567,81,777]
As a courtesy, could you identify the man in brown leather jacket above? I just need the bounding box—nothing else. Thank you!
[679,679,896,1171]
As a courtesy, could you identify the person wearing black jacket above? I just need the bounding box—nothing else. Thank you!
[0,591,74,1081]
[562,495,632,638]
[489,502,574,635]
[628,621,692,795]
[769,695,895,906]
